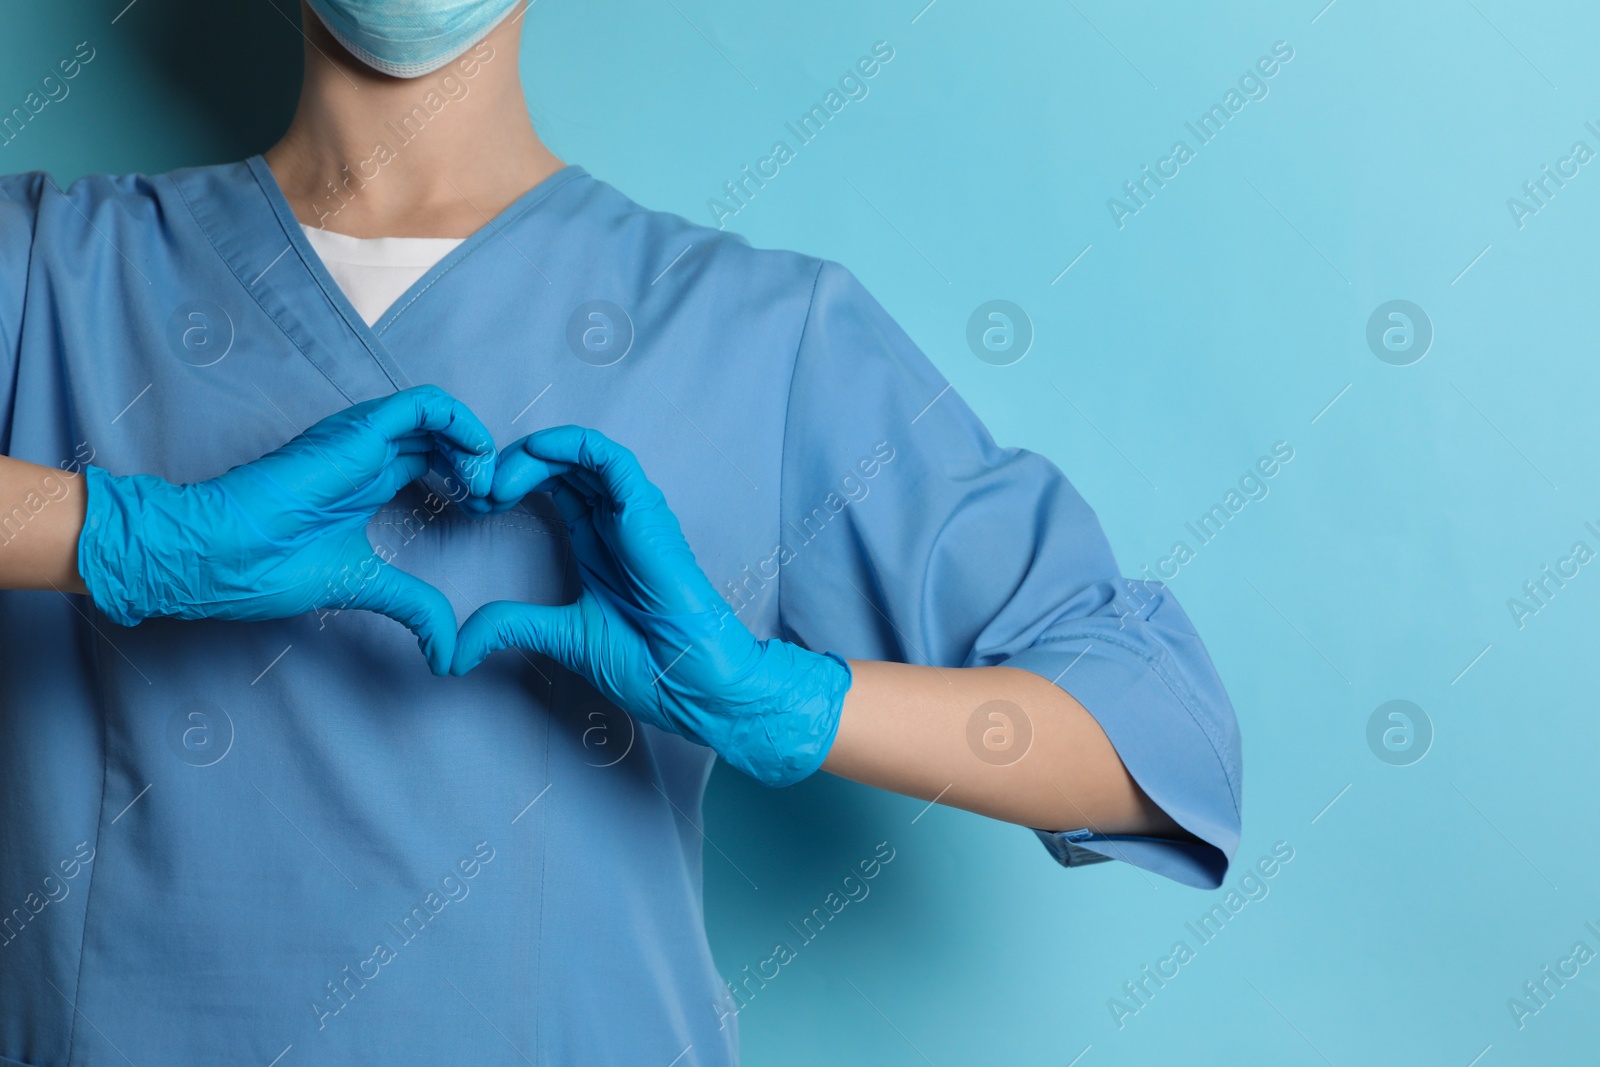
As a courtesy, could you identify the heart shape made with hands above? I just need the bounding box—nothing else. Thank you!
[441,418,851,786]
[77,385,852,785]
[79,384,498,675]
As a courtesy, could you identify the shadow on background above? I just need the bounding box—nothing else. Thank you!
[120,0,303,162]
[708,763,892,876]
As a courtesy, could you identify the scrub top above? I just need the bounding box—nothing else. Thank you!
[0,158,1242,1066]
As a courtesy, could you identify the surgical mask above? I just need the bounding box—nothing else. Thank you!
[306,0,521,79]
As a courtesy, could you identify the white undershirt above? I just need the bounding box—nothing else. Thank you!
[301,224,465,327]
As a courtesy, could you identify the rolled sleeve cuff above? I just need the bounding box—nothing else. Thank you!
[1004,637,1242,890]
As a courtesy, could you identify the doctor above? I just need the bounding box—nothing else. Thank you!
[0,2,1241,1064]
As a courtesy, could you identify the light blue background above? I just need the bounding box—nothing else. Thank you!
[5,1,1597,1064]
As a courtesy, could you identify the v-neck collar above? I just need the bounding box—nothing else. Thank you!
[171,155,586,402]
[248,155,586,342]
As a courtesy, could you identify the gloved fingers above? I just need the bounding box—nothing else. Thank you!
[390,432,481,474]
[435,439,496,499]
[555,486,637,599]
[365,451,432,502]
[450,599,584,677]
[559,466,609,513]
[358,386,497,498]
[470,478,588,525]
[505,427,721,613]
[358,385,494,454]
[485,440,609,518]
[486,457,630,596]
[494,430,666,550]
[545,475,596,525]
[487,445,573,510]
[499,426,664,514]
[483,428,718,614]
[343,560,459,677]
[336,451,432,514]
[424,447,490,506]
[479,475,590,522]
[284,391,494,507]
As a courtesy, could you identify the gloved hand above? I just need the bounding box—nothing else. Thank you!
[77,385,496,676]
[449,426,853,787]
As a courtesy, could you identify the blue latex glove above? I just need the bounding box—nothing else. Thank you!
[450,426,854,787]
[77,385,496,676]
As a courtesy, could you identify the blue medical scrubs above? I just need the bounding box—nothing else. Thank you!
[0,158,1242,1066]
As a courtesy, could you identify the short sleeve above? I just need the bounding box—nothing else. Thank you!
[0,172,46,454]
[775,261,1242,889]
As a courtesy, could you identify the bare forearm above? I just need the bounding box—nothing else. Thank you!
[0,455,87,593]
[821,660,1185,838]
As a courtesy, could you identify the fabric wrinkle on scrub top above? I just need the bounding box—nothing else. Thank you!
[0,159,1243,1066]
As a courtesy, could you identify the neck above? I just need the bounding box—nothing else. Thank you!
[264,1,563,238]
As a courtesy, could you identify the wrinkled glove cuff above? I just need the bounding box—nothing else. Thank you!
[730,647,853,789]
[77,465,170,627]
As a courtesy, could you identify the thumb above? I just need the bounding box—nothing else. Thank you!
[451,599,584,678]
[345,561,459,677]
